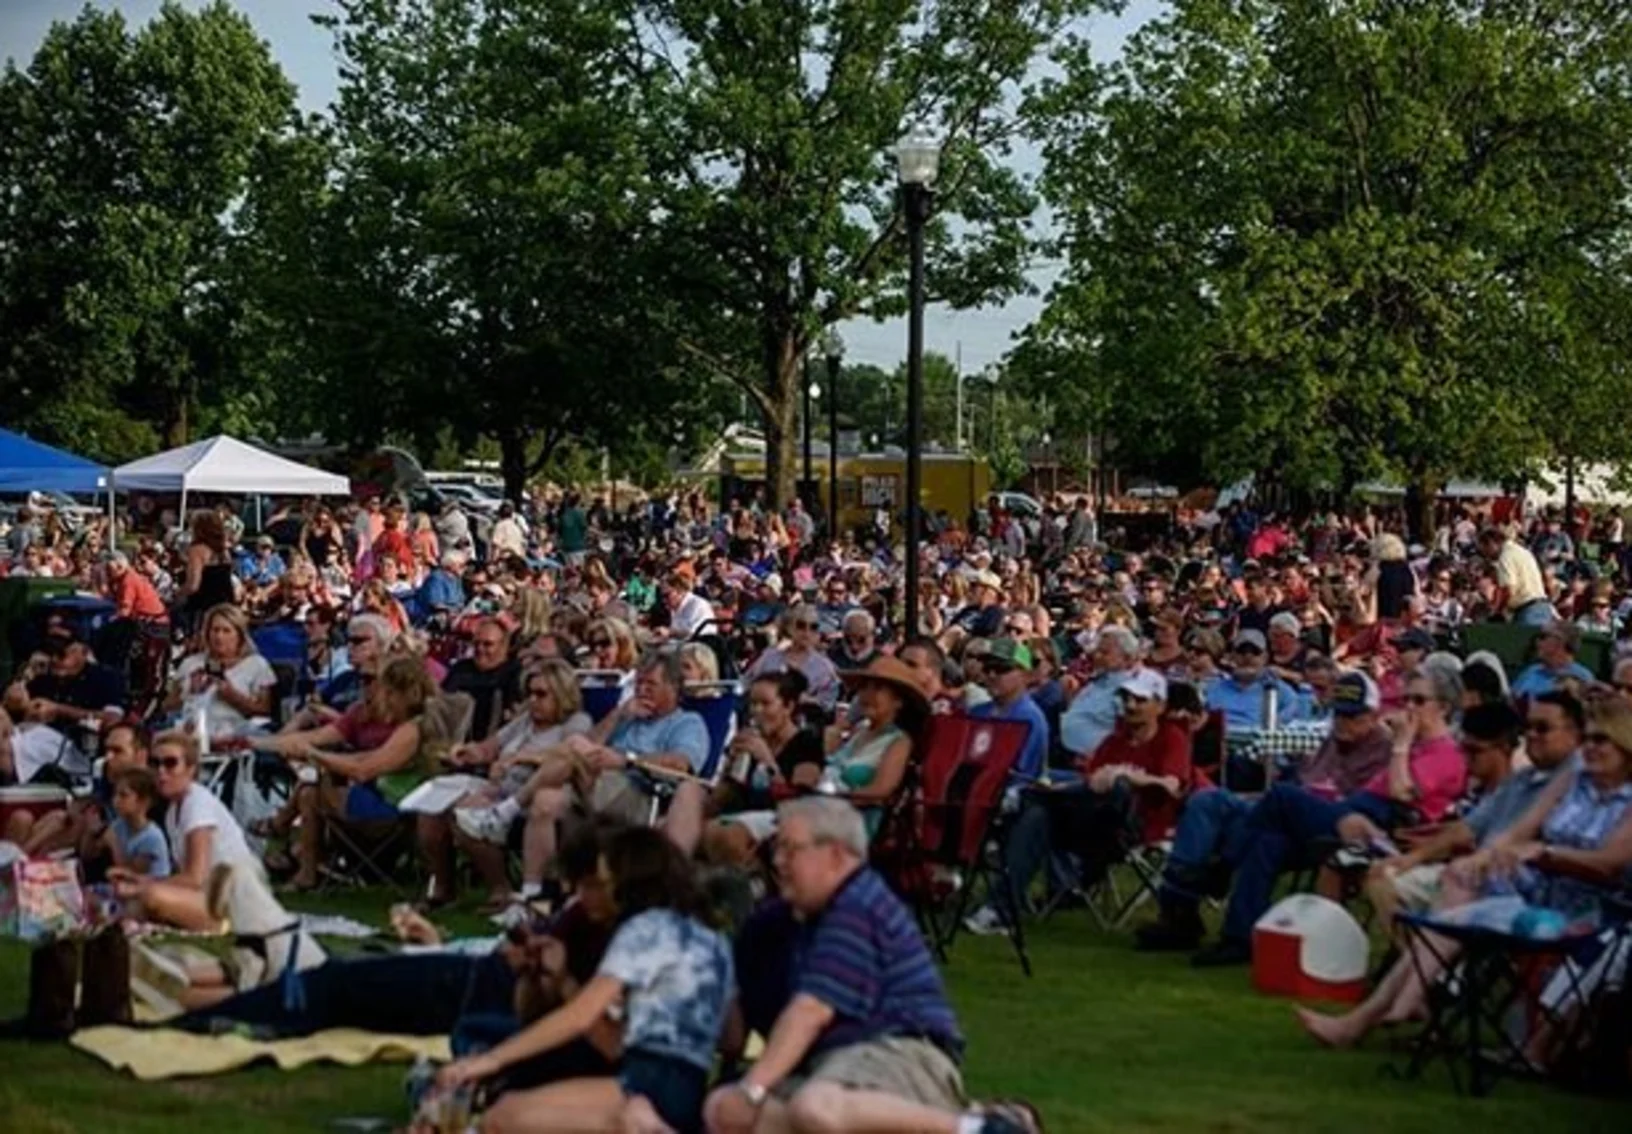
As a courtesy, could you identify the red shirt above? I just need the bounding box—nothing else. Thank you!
[335,701,401,753]
[372,528,413,571]
[1083,720,1194,843]
[110,569,168,622]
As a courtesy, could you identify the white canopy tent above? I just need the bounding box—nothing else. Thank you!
[113,435,351,522]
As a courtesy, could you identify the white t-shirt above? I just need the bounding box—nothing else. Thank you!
[176,653,277,738]
[166,783,255,873]
[671,592,715,638]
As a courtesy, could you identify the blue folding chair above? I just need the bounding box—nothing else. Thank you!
[251,621,308,668]
[578,671,630,724]
[681,681,743,782]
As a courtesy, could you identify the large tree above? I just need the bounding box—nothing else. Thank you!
[1023,0,1632,531]
[641,0,1086,507]
[247,0,721,500]
[0,2,297,459]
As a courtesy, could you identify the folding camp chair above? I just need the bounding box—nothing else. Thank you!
[875,715,1032,975]
[642,682,743,825]
[1388,910,1613,1096]
[1040,834,1173,931]
[578,670,632,724]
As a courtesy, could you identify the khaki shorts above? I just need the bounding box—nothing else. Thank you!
[777,1037,965,1111]
[576,770,654,827]
[1389,863,1445,913]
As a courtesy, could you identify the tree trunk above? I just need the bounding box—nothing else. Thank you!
[1563,454,1577,521]
[1405,474,1440,545]
[761,328,801,510]
[498,429,527,503]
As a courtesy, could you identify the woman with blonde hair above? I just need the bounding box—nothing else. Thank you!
[112,730,255,930]
[510,586,553,644]
[410,512,440,573]
[581,615,640,675]
[425,658,595,907]
[166,604,276,740]
[252,654,439,891]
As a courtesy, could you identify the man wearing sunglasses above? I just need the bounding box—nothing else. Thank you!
[1204,630,1306,742]
[968,639,1050,784]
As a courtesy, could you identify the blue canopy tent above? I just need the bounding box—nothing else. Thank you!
[0,429,110,495]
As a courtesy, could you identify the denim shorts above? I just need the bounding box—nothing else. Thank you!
[343,783,399,821]
[619,1049,707,1134]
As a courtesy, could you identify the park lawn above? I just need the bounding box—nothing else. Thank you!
[0,889,1626,1134]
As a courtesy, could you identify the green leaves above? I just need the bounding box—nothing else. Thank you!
[0,1,297,458]
[1024,0,1632,506]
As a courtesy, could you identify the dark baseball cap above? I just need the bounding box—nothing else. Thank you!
[1330,671,1381,717]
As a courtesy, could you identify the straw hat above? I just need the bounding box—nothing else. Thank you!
[839,656,930,712]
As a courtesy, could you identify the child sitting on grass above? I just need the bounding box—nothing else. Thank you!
[107,767,171,879]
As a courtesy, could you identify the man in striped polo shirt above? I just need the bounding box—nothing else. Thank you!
[704,797,1038,1134]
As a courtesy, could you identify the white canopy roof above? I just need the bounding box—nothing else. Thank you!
[113,435,351,496]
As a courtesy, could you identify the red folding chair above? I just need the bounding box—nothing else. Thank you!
[874,715,1032,975]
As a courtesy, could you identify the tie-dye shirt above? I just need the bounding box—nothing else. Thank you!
[596,908,734,1071]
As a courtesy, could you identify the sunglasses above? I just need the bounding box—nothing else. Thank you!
[149,756,183,771]
[1585,730,1614,746]
[587,637,612,649]
[346,635,371,646]
[984,662,1016,676]
[1234,645,1264,656]
[1404,693,1433,706]
[794,619,820,630]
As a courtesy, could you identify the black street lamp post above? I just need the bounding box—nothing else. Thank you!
[895,130,940,641]
[801,355,813,506]
[822,329,843,541]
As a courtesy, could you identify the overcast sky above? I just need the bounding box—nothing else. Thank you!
[1,0,1163,373]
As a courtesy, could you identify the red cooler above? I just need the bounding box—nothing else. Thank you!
[1252,894,1369,1003]
[0,785,71,839]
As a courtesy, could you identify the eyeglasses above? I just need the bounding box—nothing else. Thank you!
[149,756,183,771]
[772,837,824,858]
[345,635,371,646]
[1404,694,1433,706]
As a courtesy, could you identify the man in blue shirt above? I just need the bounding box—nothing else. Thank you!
[418,550,468,620]
[1510,620,1595,699]
[1060,625,1140,757]
[1204,630,1305,734]
[706,797,1035,1134]
[969,638,1050,782]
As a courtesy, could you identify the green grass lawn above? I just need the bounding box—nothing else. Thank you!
[1,889,1626,1134]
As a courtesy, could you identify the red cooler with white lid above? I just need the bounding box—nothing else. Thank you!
[1252,894,1368,1003]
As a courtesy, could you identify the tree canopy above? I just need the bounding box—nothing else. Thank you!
[1021,0,1632,519]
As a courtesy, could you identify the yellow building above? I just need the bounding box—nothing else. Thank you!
[719,450,991,535]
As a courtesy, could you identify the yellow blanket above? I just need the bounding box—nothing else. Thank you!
[71,1024,450,1081]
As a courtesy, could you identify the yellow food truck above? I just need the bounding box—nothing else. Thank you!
[718,450,991,536]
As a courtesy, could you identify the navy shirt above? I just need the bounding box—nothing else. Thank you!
[794,866,964,1060]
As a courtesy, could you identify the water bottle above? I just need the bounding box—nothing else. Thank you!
[1261,683,1279,731]
[194,705,212,757]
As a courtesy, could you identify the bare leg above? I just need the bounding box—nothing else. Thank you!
[783,1083,960,1134]
[417,814,456,900]
[661,781,706,857]
[134,881,220,932]
[293,783,340,888]
[521,788,567,890]
[5,810,34,845]
[455,827,513,900]
[481,1076,624,1134]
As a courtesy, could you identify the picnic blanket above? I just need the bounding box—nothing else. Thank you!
[70,1024,449,1081]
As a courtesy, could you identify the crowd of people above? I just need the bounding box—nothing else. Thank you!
[3,483,1631,1127]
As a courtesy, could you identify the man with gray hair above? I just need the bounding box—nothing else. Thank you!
[828,609,880,672]
[418,549,467,617]
[1058,624,1140,757]
[704,797,1038,1134]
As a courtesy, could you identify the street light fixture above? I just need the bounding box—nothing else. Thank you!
[822,328,844,541]
[895,127,940,639]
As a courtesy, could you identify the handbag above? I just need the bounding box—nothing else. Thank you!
[0,857,88,943]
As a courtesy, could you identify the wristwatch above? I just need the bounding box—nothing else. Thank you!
[739,1081,768,1108]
